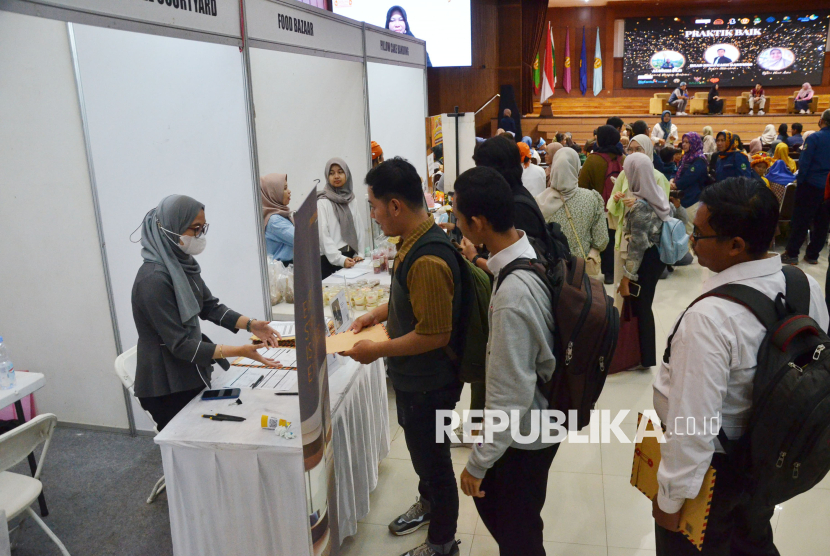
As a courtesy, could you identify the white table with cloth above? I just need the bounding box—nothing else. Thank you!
[154,358,389,556]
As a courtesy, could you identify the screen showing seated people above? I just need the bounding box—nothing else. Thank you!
[623,11,829,88]
[332,0,472,67]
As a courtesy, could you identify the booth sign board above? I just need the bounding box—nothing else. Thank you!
[0,0,243,40]
[364,23,426,68]
[245,0,363,59]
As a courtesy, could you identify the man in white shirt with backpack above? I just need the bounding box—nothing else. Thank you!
[453,166,559,556]
[653,177,829,555]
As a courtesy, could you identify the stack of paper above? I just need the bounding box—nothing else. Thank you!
[232,347,298,369]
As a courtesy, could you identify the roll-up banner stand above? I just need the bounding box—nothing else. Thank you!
[293,190,340,556]
[0,0,243,45]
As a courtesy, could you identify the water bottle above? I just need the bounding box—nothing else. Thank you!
[0,337,15,390]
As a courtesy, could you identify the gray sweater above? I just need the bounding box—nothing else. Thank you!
[466,266,557,479]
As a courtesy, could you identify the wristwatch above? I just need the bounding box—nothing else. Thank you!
[471,255,482,266]
[246,318,255,333]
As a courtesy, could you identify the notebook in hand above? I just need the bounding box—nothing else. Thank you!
[325,324,390,354]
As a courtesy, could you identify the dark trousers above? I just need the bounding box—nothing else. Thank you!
[630,246,665,367]
[474,445,559,556]
[709,99,724,114]
[656,454,779,556]
[396,382,463,545]
[138,386,204,431]
[785,184,830,261]
[470,381,486,423]
[794,99,811,112]
[601,224,616,278]
[320,247,357,280]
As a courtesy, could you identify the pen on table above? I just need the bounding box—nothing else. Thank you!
[250,374,264,389]
[202,413,246,421]
[275,392,299,396]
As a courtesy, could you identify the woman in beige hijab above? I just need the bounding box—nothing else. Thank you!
[261,173,294,263]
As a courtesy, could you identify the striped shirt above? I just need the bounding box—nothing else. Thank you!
[394,216,455,335]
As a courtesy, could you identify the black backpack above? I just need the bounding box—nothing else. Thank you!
[513,195,571,264]
[663,265,830,506]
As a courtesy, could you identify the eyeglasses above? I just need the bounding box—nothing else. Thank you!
[626,146,645,154]
[189,223,209,238]
[691,228,725,242]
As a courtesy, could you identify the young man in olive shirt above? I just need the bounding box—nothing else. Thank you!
[343,158,463,556]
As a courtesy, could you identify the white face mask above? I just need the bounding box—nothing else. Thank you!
[179,234,207,256]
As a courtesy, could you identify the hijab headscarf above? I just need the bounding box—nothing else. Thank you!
[261,173,292,228]
[594,125,624,156]
[537,148,582,217]
[796,83,814,101]
[702,126,714,138]
[141,195,205,327]
[385,6,415,36]
[702,126,717,154]
[717,131,739,158]
[749,138,763,156]
[546,142,563,160]
[772,142,797,172]
[624,153,671,222]
[802,130,815,150]
[517,141,532,165]
[676,132,706,180]
[760,124,776,145]
[473,135,526,196]
[537,138,547,148]
[318,158,359,253]
[659,110,673,140]
[707,84,719,103]
[521,136,533,148]
[630,134,655,160]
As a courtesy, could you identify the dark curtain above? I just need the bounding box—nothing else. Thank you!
[520,0,548,115]
[499,85,522,139]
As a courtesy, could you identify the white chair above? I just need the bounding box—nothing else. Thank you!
[0,413,70,555]
[114,346,166,504]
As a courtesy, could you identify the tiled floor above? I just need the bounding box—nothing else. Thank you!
[343,251,830,556]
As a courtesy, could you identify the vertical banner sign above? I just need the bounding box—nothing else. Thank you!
[294,191,340,556]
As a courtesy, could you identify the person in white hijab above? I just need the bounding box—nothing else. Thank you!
[536,149,608,272]
[759,124,777,147]
[618,152,672,369]
[317,158,365,279]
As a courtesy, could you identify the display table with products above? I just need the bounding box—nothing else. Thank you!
[271,259,393,321]
[154,358,389,556]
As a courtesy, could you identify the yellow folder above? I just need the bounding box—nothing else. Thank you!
[630,413,717,551]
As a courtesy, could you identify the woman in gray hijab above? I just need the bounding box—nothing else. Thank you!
[131,194,280,430]
[317,158,365,279]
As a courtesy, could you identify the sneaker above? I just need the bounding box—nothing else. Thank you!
[389,497,432,536]
[759,110,765,115]
[399,540,461,556]
[804,257,819,265]
[781,254,799,266]
[748,110,754,115]
[800,110,807,114]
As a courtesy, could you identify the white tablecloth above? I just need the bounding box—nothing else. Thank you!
[155,359,389,556]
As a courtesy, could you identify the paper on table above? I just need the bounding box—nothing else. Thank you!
[223,366,298,391]
[325,324,389,354]
[232,347,298,368]
[332,267,370,279]
[269,321,295,337]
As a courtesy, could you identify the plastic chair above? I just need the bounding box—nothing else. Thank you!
[0,414,70,555]
[114,347,166,503]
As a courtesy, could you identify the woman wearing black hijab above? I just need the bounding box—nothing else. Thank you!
[707,83,724,114]
[579,125,625,283]
[385,5,432,67]
[132,195,281,430]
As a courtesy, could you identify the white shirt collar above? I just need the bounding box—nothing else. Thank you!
[701,253,782,294]
[487,231,536,277]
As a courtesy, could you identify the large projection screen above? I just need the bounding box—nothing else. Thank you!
[367,61,427,181]
[72,24,266,430]
[250,47,370,245]
[0,12,127,429]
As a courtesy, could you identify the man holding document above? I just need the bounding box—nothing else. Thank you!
[341,158,465,556]
[652,178,828,555]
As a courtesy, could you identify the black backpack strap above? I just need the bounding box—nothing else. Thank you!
[494,258,548,294]
[782,265,810,316]
[662,283,779,364]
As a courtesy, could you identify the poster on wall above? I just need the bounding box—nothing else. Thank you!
[294,190,340,555]
[425,115,443,193]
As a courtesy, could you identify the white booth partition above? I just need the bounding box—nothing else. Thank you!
[70,24,267,431]
[245,0,371,241]
[0,11,128,429]
[364,24,428,182]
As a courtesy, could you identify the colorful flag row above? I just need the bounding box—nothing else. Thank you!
[538,25,603,101]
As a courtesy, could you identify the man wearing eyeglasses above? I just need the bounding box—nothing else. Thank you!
[652,178,828,555]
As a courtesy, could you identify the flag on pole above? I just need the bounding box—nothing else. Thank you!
[579,26,588,96]
[533,53,541,96]
[563,27,572,93]
[593,27,603,96]
[540,23,555,103]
